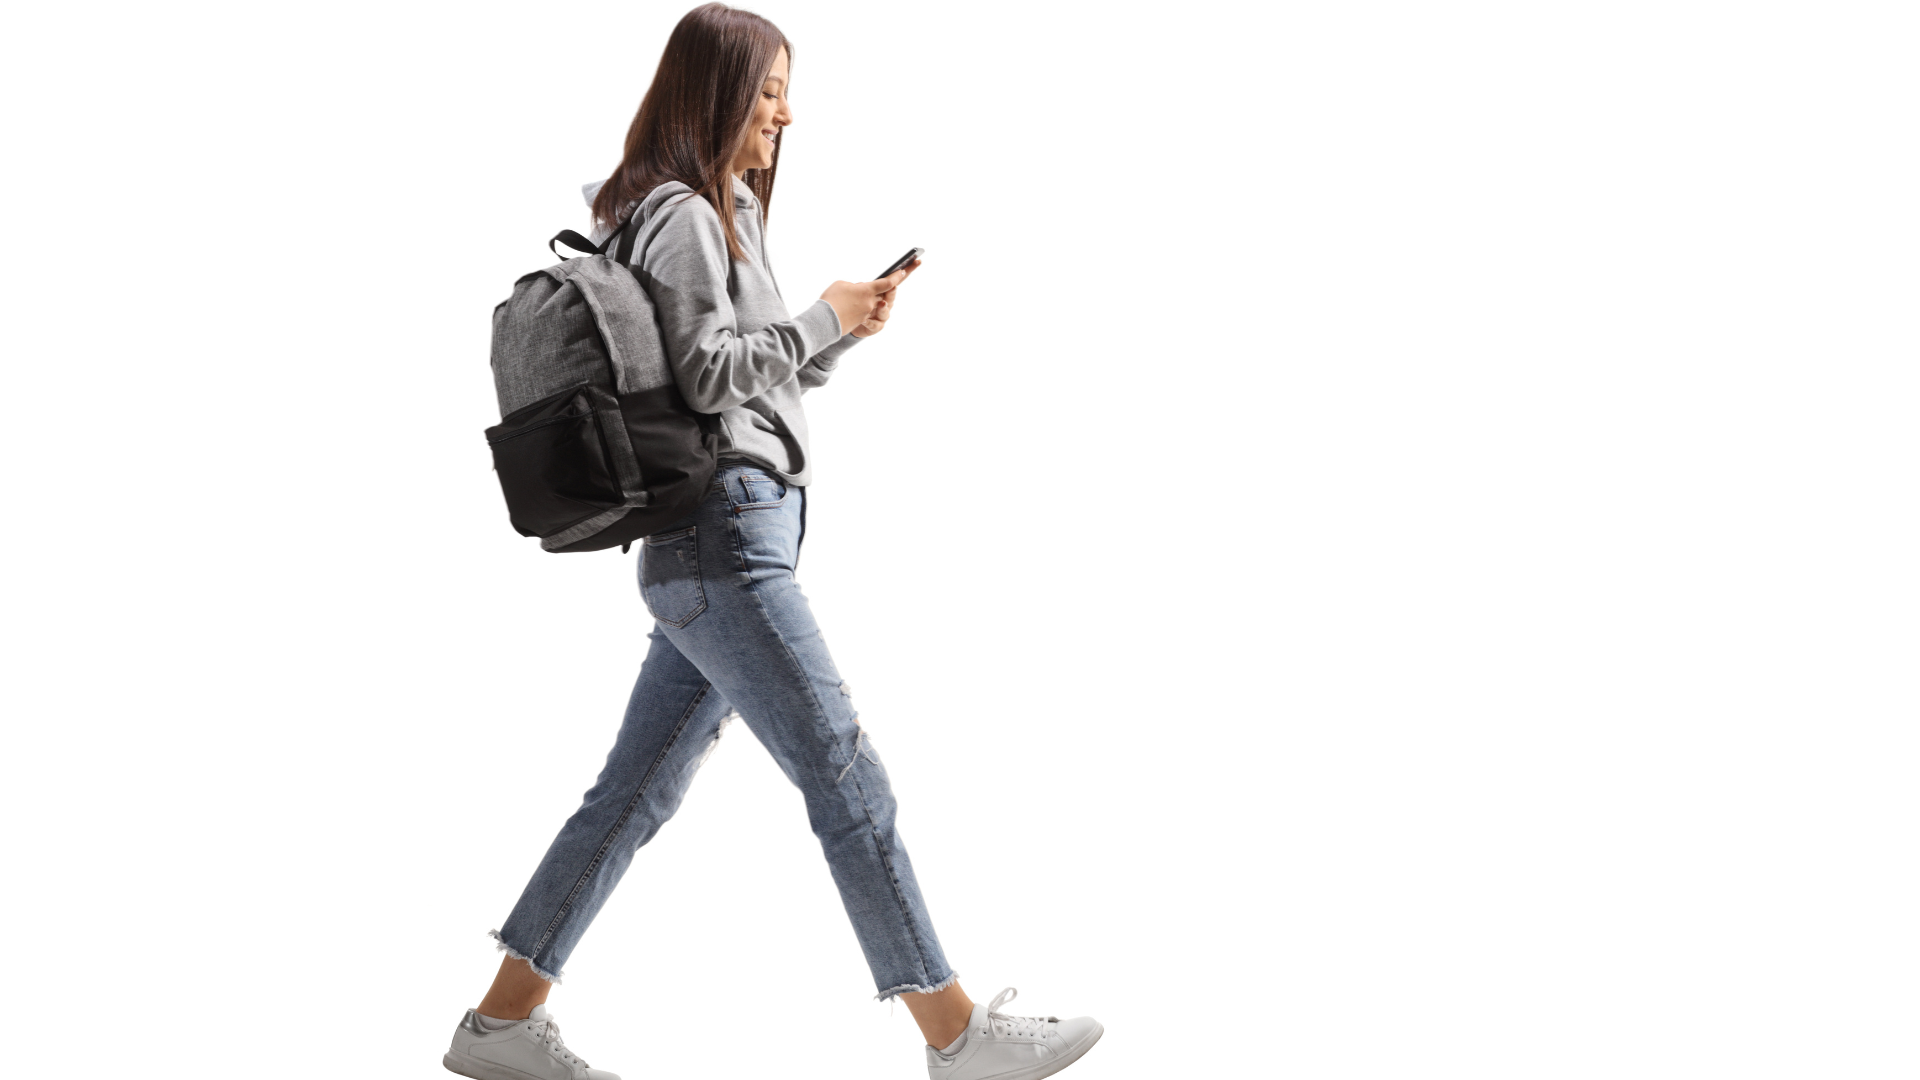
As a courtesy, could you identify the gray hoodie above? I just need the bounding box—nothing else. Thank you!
[582,174,864,486]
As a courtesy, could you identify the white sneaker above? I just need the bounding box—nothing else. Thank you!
[443,1004,619,1080]
[926,987,1104,1080]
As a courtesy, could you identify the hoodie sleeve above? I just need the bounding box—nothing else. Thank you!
[796,328,865,391]
[639,193,845,413]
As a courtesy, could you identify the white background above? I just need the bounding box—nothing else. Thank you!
[2,1,1916,1077]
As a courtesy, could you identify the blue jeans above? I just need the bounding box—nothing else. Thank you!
[492,463,956,1000]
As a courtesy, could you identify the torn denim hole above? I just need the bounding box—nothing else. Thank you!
[694,709,737,771]
[839,680,853,697]
[835,720,883,783]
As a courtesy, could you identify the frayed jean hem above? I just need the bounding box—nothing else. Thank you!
[489,929,564,985]
[875,970,960,1001]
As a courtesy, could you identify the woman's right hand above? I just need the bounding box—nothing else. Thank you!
[820,264,915,336]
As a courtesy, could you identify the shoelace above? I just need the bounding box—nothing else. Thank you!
[529,1017,589,1069]
[984,987,1058,1039]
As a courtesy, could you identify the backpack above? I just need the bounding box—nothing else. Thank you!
[485,210,718,553]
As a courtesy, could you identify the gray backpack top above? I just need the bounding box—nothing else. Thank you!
[485,204,718,552]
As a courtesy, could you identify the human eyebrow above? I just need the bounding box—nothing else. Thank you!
[764,74,785,86]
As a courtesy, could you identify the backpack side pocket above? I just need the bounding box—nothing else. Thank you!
[486,384,623,538]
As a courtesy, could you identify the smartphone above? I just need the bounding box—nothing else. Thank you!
[876,247,925,280]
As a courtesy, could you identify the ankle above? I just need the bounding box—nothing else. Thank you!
[926,1020,969,1053]
[902,981,975,1049]
[478,955,553,1021]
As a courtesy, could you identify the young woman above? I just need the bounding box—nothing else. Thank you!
[443,7,1102,1080]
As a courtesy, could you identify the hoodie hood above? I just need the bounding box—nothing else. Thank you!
[582,175,756,246]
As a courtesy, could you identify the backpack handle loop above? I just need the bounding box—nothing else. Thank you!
[548,210,647,264]
[548,230,603,259]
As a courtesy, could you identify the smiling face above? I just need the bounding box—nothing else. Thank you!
[731,45,792,177]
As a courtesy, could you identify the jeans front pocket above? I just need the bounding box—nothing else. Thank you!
[737,473,788,511]
[640,525,706,628]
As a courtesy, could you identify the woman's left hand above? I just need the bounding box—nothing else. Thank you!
[851,257,920,338]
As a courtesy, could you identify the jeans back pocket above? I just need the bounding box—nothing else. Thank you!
[640,525,707,628]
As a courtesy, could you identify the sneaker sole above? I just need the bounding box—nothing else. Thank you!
[982,1023,1106,1080]
[443,1048,553,1080]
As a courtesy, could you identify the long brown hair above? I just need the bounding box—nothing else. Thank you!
[591,3,791,263]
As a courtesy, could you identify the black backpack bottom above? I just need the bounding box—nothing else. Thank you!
[487,381,721,553]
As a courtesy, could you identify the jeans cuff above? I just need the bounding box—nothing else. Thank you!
[489,929,565,984]
[875,969,960,1001]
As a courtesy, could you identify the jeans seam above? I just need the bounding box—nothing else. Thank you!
[531,681,711,957]
[854,771,937,984]
[727,504,752,575]
[723,508,861,784]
